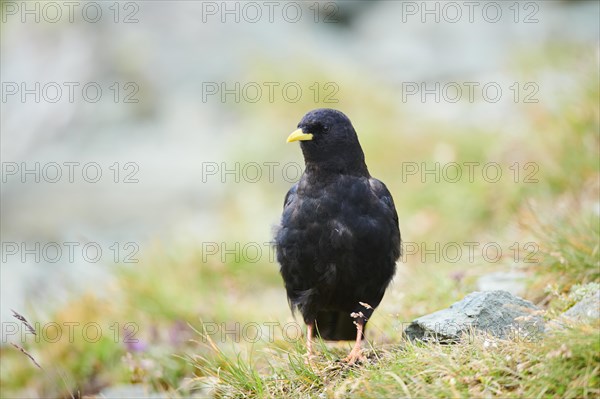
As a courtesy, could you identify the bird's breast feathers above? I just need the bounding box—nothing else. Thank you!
[279,174,396,251]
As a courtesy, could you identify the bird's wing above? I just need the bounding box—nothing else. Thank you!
[283,183,298,210]
[369,177,401,260]
[368,178,398,223]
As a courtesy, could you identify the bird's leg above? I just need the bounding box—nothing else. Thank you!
[305,322,315,364]
[343,318,367,365]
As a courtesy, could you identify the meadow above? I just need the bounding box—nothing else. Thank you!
[1,45,598,399]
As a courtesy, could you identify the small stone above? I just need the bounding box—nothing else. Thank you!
[563,289,600,321]
[476,271,527,296]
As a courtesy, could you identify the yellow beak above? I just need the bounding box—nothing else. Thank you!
[286,129,313,143]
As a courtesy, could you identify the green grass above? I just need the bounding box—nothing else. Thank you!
[183,321,599,398]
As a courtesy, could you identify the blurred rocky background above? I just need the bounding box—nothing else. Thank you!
[1,1,598,397]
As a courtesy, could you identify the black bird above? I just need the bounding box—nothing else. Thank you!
[275,109,401,363]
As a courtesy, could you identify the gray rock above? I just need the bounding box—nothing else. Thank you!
[563,290,600,321]
[404,290,544,343]
[477,271,527,296]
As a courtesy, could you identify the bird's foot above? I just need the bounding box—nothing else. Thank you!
[342,348,366,365]
[304,352,317,366]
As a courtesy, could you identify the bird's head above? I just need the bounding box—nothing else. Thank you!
[286,108,368,174]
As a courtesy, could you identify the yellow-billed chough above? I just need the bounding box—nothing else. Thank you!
[275,108,401,364]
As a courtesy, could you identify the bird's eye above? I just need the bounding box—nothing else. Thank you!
[322,125,330,133]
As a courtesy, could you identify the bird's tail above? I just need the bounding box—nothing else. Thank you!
[314,311,364,341]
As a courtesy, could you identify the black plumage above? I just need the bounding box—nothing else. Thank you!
[275,108,401,363]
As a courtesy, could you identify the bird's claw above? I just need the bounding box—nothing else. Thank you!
[304,352,317,366]
[342,349,366,365]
